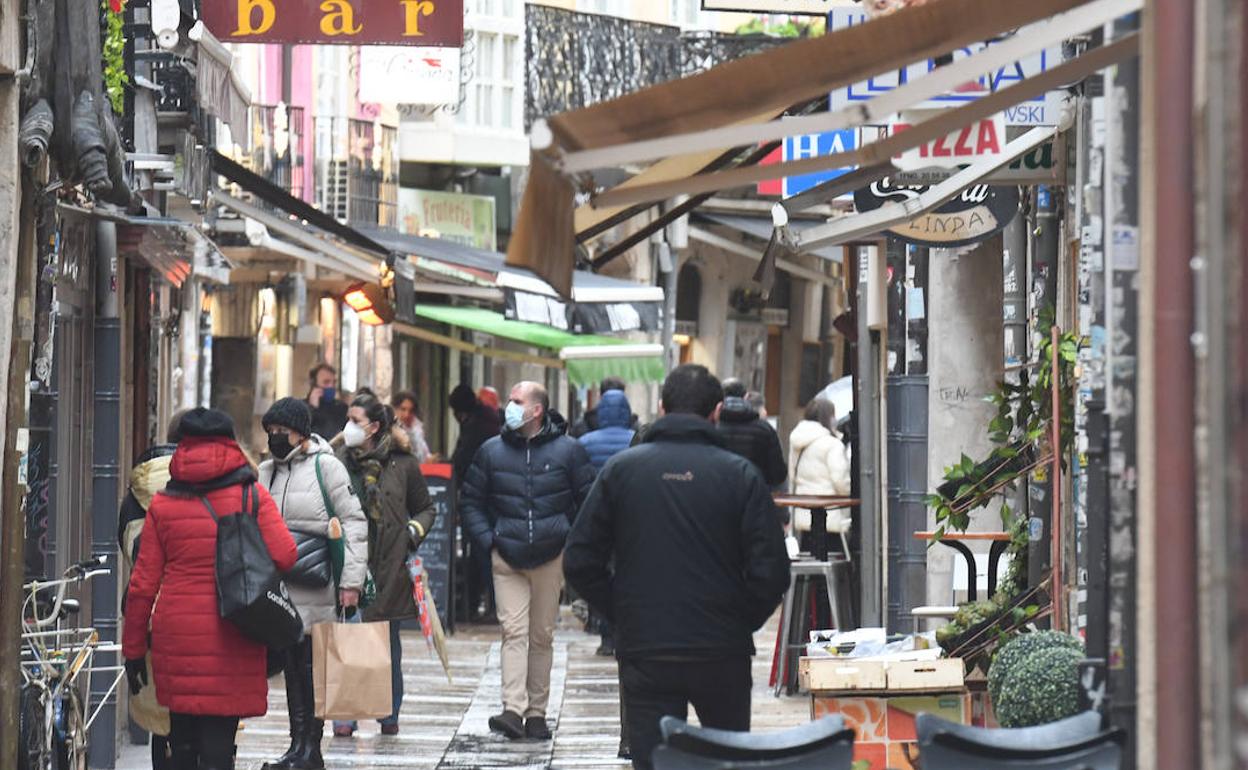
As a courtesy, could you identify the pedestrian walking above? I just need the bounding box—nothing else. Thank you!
[307,363,349,441]
[448,383,502,620]
[461,381,596,741]
[122,408,298,770]
[333,395,437,737]
[569,377,639,438]
[117,412,186,770]
[788,398,852,554]
[564,364,791,770]
[258,398,369,768]
[393,390,431,463]
[716,378,787,489]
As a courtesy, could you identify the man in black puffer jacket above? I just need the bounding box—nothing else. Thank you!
[462,381,595,743]
[715,378,787,489]
[564,364,790,770]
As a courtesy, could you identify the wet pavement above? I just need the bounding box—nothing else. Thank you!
[115,610,807,769]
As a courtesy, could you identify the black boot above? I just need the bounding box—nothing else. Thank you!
[292,637,325,770]
[170,742,199,770]
[265,643,308,769]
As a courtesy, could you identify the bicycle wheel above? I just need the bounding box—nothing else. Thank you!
[55,687,87,770]
[17,684,49,770]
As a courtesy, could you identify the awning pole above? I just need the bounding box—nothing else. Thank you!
[393,321,565,370]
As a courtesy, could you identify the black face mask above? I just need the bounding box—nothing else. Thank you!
[268,432,295,460]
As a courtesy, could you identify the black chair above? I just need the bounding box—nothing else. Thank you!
[652,715,855,769]
[915,711,1125,770]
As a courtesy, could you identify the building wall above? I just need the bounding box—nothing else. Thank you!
[925,238,1005,607]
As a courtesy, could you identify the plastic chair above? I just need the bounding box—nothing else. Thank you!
[915,711,1125,770]
[652,715,854,769]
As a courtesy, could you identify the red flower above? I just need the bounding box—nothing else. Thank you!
[109,0,124,12]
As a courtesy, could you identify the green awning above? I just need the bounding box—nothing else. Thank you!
[410,305,666,387]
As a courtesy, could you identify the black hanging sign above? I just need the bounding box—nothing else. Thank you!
[416,464,456,632]
[853,179,1021,249]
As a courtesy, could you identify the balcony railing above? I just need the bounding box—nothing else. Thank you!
[314,117,400,229]
[524,5,791,129]
[249,104,306,201]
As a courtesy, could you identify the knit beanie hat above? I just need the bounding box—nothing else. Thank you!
[177,407,236,440]
[263,397,313,437]
[449,383,478,413]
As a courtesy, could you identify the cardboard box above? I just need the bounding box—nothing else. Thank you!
[799,658,888,691]
[811,692,970,770]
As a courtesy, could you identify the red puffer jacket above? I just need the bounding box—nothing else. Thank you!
[122,436,297,716]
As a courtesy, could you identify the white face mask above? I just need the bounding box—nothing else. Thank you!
[343,420,368,448]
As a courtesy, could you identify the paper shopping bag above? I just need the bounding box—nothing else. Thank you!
[311,620,393,720]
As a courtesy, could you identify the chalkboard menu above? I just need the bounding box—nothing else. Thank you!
[417,464,456,633]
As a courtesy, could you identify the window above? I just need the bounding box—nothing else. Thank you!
[460,29,521,132]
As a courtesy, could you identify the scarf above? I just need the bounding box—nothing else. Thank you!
[348,431,393,522]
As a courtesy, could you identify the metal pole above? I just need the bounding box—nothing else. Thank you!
[1049,325,1063,631]
[1029,185,1059,591]
[857,244,882,627]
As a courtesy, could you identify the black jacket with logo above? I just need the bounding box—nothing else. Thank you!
[715,397,787,488]
[564,414,790,660]
[461,413,596,570]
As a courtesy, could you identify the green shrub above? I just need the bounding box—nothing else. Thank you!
[995,645,1083,727]
[988,630,1084,705]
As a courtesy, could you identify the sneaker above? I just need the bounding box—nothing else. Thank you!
[525,716,553,741]
[332,725,354,738]
[380,723,399,736]
[488,711,525,740]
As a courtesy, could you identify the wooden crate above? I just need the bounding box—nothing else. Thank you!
[886,659,965,691]
[799,658,888,691]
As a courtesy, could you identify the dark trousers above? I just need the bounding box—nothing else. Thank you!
[618,657,752,770]
[168,713,239,770]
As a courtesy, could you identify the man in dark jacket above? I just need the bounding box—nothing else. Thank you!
[564,364,790,770]
[461,381,596,742]
[716,378,787,489]
[449,383,502,489]
[306,362,349,441]
[570,376,640,438]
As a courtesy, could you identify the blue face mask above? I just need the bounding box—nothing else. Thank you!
[504,402,529,431]
[321,386,336,404]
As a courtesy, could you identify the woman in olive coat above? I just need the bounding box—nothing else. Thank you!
[332,395,436,737]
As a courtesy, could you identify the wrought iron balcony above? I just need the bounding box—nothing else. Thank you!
[525,5,792,129]
[313,116,400,230]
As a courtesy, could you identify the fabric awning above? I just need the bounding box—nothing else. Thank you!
[509,0,1138,296]
[193,28,251,149]
[402,305,666,386]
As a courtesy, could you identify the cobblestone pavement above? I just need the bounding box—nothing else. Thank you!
[116,611,807,769]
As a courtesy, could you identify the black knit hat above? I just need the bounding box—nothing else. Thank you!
[263,397,313,437]
[449,383,478,413]
[177,407,237,440]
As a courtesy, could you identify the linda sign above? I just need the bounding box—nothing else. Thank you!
[201,0,463,47]
[854,179,1020,248]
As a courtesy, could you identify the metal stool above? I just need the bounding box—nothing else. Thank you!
[774,559,854,697]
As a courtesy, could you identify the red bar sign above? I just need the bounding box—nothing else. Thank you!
[201,0,464,47]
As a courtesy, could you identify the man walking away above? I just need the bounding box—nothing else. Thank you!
[449,383,503,620]
[306,363,348,441]
[716,377,787,489]
[570,377,638,438]
[564,364,790,770]
[461,381,596,741]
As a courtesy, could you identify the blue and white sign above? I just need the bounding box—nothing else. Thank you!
[782,128,857,198]
[827,10,1067,126]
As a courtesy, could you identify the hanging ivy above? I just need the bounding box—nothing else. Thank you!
[103,0,129,115]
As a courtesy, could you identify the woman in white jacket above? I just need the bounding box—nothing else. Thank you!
[788,398,852,557]
[259,398,368,770]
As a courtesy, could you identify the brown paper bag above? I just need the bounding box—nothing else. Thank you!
[311,620,393,720]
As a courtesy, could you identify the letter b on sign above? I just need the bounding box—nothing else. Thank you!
[235,0,276,35]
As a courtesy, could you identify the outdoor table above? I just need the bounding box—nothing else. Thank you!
[773,494,859,561]
[913,531,1011,602]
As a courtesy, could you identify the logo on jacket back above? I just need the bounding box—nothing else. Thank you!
[662,471,694,482]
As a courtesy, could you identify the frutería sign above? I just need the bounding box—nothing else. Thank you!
[201,0,463,47]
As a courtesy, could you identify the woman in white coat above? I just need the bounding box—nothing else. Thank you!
[787,398,852,557]
[259,398,368,770]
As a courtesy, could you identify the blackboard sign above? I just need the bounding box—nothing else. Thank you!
[417,464,456,633]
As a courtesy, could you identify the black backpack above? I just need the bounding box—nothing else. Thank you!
[201,485,303,649]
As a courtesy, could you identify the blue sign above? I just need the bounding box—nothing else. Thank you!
[782,128,857,198]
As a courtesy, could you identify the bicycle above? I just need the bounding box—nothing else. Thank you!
[18,556,126,770]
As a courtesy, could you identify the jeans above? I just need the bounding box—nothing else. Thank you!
[168,713,239,770]
[618,657,752,770]
[332,617,404,731]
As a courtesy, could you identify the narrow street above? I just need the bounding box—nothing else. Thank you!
[116,613,806,770]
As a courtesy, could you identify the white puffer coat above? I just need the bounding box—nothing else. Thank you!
[260,435,368,631]
[787,419,852,532]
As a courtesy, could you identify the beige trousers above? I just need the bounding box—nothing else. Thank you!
[492,549,563,718]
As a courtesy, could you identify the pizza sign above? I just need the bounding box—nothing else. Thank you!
[890,114,1007,172]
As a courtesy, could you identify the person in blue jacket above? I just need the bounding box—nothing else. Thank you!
[578,389,637,472]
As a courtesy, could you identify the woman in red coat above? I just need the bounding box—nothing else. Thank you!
[123,408,297,770]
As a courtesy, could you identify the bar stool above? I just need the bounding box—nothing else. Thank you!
[774,558,854,697]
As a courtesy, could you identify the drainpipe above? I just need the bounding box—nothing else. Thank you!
[90,220,122,769]
[1150,0,1197,764]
